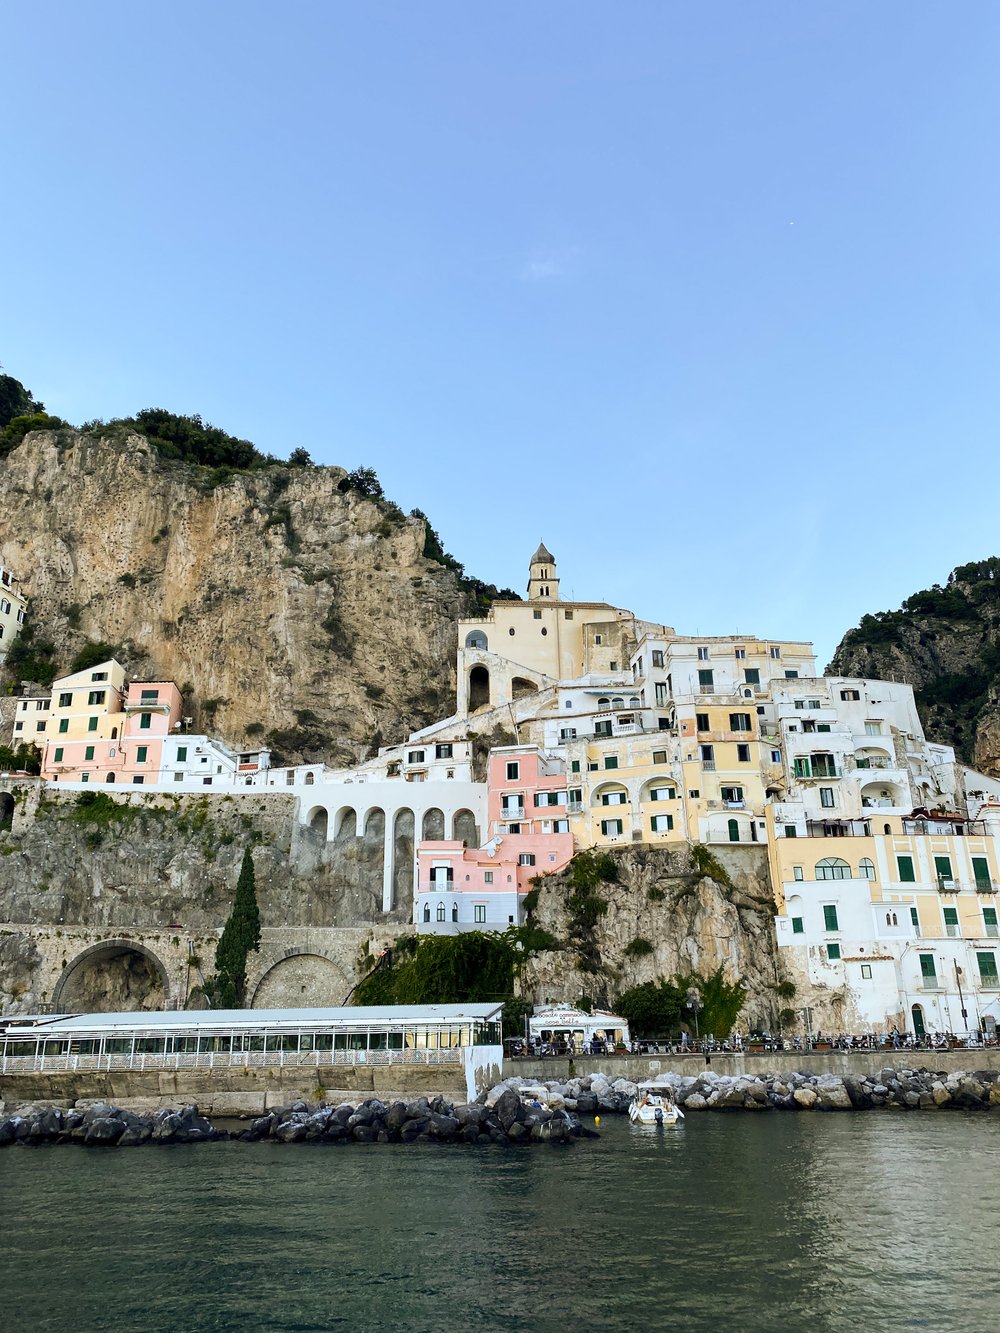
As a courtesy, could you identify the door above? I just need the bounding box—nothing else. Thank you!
[911,1004,925,1038]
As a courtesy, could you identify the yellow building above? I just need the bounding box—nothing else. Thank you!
[41,660,128,778]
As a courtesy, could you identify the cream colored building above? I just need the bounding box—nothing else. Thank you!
[0,565,28,666]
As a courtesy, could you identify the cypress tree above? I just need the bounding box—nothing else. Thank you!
[213,847,261,1007]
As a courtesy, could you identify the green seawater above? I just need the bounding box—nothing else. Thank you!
[2,1113,998,1332]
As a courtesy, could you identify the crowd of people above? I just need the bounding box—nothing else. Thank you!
[508,1027,998,1058]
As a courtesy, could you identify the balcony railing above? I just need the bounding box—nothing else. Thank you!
[567,801,584,814]
[918,979,941,991]
[979,975,1000,990]
[500,805,525,821]
[794,765,840,780]
[853,756,894,770]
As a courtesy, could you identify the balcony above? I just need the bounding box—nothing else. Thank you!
[978,975,1000,991]
[793,765,840,781]
[723,800,746,810]
[917,979,942,992]
[500,805,525,821]
[567,801,584,814]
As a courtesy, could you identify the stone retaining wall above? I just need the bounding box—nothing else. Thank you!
[510,1049,1000,1082]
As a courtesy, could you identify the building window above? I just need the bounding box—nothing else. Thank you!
[919,953,937,982]
[132,776,144,785]
[827,943,841,960]
[84,745,95,761]
[794,700,806,711]
[770,646,781,659]
[474,905,487,924]
[87,690,106,706]
[972,857,992,890]
[727,819,740,842]
[652,749,667,765]
[533,609,542,619]
[823,904,839,931]
[864,720,882,735]
[423,904,431,923]
[651,814,673,832]
[744,668,760,686]
[820,787,835,808]
[721,786,743,803]
[784,670,799,679]
[435,744,453,759]
[436,902,446,922]
[408,750,425,764]
[506,761,519,780]
[91,672,108,681]
[817,857,850,880]
[58,692,72,708]
[697,669,714,690]
[700,744,714,765]
[136,745,148,763]
[977,951,999,983]
[604,756,618,770]
[139,713,152,730]
[983,907,998,937]
[934,856,954,887]
[697,647,710,661]
[571,760,580,773]
[175,746,187,762]
[594,634,602,646]
[35,722,44,733]
[652,650,664,668]
[54,747,64,762]
[87,718,98,733]
[735,647,746,659]
[896,855,915,883]
[793,865,804,881]
[601,818,623,836]
[791,916,804,934]
[860,964,872,979]
[601,791,627,806]
[484,871,493,884]
[689,790,700,799]
[859,858,876,880]
[943,906,959,938]
[564,610,573,620]
[58,719,69,734]
[736,742,751,764]
[519,854,536,866]
[729,713,751,732]
[841,689,860,701]
[910,906,920,935]
[649,786,675,802]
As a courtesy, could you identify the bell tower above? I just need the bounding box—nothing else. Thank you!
[527,542,559,602]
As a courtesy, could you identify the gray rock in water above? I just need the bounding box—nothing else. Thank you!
[493,1088,524,1133]
[84,1117,126,1146]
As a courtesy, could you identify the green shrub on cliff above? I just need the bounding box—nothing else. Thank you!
[616,968,747,1039]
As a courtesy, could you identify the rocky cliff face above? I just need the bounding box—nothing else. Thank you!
[830,559,1000,775]
[520,845,788,1028]
[0,428,468,763]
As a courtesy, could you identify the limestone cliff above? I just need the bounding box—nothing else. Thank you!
[0,428,468,763]
[830,558,1000,775]
[520,845,788,1028]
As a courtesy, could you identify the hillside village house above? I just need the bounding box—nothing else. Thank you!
[9,547,1000,1037]
[0,565,27,666]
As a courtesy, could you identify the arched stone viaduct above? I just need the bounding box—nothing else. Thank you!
[296,780,484,912]
[12,923,403,1017]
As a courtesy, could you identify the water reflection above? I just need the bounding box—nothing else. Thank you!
[1,1115,998,1331]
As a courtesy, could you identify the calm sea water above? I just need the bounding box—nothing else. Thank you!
[2,1113,998,1332]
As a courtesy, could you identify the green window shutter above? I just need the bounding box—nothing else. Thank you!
[137,746,148,763]
[984,908,998,927]
[604,756,618,770]
[919,954,936,979]
[977,951,998,980]
[54,747,63,762]
[897,855,915,883]
[698,669,713,688]
[140,713,152,730]
[943,907,958,926]
[934,856,953,882]
[791,916,804,934]
[87,717,98,732]
[827,942,841,960]
[58,719,69,734]
[910,907,919,929]
[177,746,188,761]
[84,746,94,761]
[973,857,991,887]
[823,905,839,931]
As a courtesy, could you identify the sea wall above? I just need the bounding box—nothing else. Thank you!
[510,1048,1000,1081]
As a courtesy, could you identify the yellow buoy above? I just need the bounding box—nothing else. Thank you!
[595,1115,601,1125]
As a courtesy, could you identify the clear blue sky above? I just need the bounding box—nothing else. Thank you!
[4,2,999,666]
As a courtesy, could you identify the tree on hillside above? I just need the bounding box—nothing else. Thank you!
[0,369,44,429]
[209,848,262,1007]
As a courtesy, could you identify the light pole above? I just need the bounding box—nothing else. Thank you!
[686,986,703,1050]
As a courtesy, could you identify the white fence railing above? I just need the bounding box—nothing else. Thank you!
[1,1048,467,1075]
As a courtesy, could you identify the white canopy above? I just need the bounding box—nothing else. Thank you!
[529,1005,630,1045]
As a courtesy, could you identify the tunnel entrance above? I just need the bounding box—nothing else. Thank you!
[54,941,169,1013]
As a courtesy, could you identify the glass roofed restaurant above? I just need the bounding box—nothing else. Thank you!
[0,1004,504,1079]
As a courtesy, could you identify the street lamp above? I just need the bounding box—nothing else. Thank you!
[686,986,703,1049]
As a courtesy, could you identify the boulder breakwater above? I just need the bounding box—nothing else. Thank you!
[0,1089,594,1149]
[488,1067,1000,1113]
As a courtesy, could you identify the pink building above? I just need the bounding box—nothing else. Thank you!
[415,746,575,933]
[118,681,184,784]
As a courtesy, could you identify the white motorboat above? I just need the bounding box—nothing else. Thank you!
[628,1085,684,1127]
